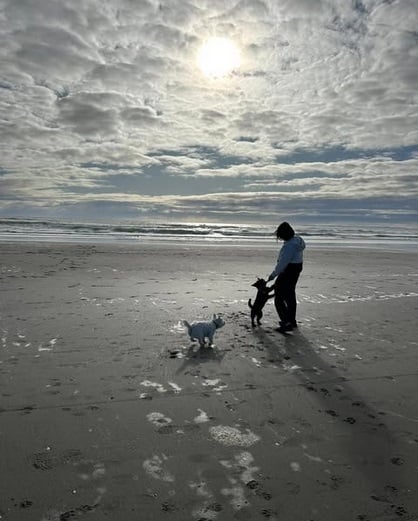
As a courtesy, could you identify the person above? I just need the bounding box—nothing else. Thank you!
[267,222,305,333]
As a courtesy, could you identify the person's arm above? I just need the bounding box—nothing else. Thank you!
[267,242,294,281]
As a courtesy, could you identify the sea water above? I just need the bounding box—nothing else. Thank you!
[0,218,417,251]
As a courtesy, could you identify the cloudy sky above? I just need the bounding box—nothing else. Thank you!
[0,0,417,225]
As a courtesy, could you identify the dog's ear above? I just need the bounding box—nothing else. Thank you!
[213,314,217,320]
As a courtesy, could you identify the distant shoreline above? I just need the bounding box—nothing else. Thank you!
[0,236,417,253]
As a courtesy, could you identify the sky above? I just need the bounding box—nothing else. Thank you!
[0,0,417,226]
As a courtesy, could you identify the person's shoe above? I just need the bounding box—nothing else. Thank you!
[276,322,293,334]
[281,320,298,328]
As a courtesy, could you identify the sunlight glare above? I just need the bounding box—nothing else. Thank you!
[197,37,241,78]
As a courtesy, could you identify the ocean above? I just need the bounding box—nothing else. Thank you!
[0,218,417,251]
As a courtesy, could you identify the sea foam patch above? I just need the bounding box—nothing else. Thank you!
[304,452,323,463]
[220,451,259,484]
[221,477,248,511]
[92,462,106,479]
[282,363,301,373]
[251,357,262,367]
[140,380,166,393]
[209,425,260,447]
[191,504,219,520]
[146,412,173,428]
[301,291,418,304]
[170,321,186,334]
[189,480,213,498]
[143,454,174,482]
[194,409,210,424]
[202,378,220,387]
[168,382,182,393]
[38,344,52,352]
[202,378,228,393]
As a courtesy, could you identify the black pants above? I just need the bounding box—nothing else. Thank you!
[274,263,303,324]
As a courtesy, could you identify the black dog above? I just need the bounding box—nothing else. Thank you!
[248,278,274,327]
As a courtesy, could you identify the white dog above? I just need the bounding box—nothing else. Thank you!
[183,314,225,347]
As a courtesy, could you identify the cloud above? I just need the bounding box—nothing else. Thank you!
[0,0,417,223]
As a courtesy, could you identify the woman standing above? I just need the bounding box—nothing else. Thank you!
[267,222,305,333]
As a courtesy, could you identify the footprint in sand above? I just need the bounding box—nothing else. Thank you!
[390,456,404,466]
[325,409,338,417]
[344,417,356,424]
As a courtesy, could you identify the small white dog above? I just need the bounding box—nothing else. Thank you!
[183,314,225,347]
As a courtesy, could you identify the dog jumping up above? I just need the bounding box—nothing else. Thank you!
[183,314,225,347]
[248,278,274,327]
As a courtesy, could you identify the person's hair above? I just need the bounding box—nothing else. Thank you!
[275,221,294,241]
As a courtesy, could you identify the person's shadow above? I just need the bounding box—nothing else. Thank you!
[253,327,408,502]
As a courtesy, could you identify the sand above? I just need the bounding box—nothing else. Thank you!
[0,241,417,521]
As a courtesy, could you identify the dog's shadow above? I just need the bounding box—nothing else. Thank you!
[175,343,226,374]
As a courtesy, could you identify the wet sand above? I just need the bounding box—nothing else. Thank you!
[0,241,417,521]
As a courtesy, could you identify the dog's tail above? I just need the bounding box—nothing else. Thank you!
[248,298,253,309]
[182,320,191,332]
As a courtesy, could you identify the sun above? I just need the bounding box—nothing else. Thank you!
[197,37,241,78]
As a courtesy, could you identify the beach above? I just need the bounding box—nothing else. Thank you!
[0,241,417,521]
